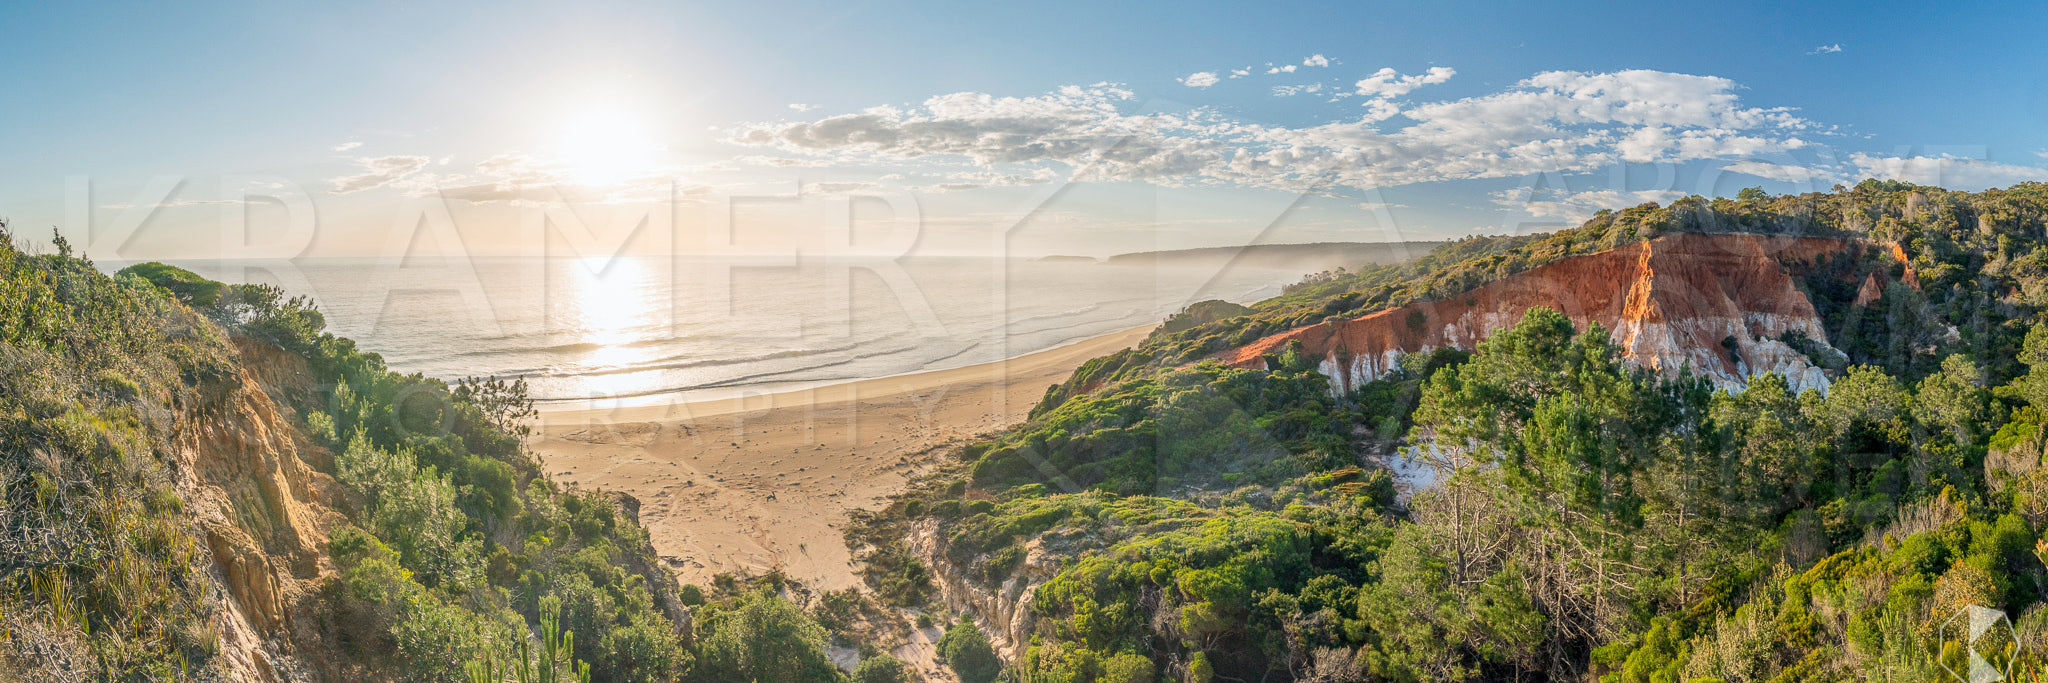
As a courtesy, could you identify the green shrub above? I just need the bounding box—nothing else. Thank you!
[94,369,140,400]
[937,621,1002,683]
[692,590,839,683]
[1100,653,1155,683]
[853,653,914,683]
[116,261,226,307]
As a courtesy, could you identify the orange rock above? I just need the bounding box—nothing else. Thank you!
[1219,233,1907,395]
[1853,272,1886,307]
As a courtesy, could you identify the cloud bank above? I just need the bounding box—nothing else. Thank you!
[1497,187,1690,223]
[1353,66,1455,98]
[1726,154,2048,189]
[331,156,430,194]
[731,69,1818,193]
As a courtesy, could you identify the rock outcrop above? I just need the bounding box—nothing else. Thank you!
[906,521,1060,661]
[168,338,351,682]
[1220,233,1910,395]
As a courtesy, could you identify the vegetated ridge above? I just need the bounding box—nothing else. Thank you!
[1219,232,1917,396]
[1103,241,1448,273]
[0,227,890,683]
[846,181,2048,683]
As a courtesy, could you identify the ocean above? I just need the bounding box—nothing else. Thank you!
[127,256,1312,407]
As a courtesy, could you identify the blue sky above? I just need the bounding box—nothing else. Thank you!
[3,1,2045,259]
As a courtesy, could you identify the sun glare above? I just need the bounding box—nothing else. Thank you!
[558,104,657,186]
[566,255,660,398]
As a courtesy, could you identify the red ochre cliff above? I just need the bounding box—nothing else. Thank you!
[1220,232,1910,395]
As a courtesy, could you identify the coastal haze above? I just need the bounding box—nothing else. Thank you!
[128,252,1355,406]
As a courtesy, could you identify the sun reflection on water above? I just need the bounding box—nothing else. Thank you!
[561,256,663,400]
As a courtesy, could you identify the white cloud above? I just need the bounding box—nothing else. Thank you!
[1808,44,1843,55]
[735,154,839,168]
[912,168,1061,192]
[979,168,1061,186]
[732,70,1815,193]
[1229,68,1250,78]
[1181,71,1220,88]
[1357,201,1406,211]
[342,151,700,204]
[1266,64,1298,74]
[1272,83,1323,97]
[1353,66,1456,98]
[789,103,818,111]
[1303,54,1330,68]
[1724,155,2048,190]
[809,181,878,193]
[332,141,362,152]
[330,155,430,194]
[102,198,266,210]
[1848,154,2048,189]
[1359,98,1402,122]
[1495,187,1689,223]
[1725,160,1822,183]
[417,153,575,202]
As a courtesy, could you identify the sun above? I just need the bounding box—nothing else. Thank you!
[557,103,657,186]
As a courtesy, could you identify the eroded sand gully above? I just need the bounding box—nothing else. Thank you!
[530,326,1153,591]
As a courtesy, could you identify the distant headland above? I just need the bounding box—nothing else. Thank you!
[1040,241,1448,272]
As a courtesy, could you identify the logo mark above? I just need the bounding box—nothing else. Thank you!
[1939,604,2017,683]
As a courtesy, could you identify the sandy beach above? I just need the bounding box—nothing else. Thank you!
[529,326,1153,591]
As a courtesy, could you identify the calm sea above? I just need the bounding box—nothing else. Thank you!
[120,256,1308,407]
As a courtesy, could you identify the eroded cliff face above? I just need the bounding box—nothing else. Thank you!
[168,338,350,682]
[1221,233,1909,395]
[906,520,1060,661]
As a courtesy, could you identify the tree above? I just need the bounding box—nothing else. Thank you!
[454,375,540,439]
[465,595,591,683]
[1915,355,1988,463]
[694,590,840,683]
[1100,653,1155,683]
[937,620,1003,683]
[853,653,913,683]
[1407,309,1682,656]
[1185,653,1215,683]
[2009,323,2048,409]
[1704,372,1810,525]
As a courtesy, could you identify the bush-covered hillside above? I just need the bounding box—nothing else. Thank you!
[1051,179,2048,405]
[0,222,693,680]
[850,181,2048,682]
[0,223,865,682]
[0,227,244,677]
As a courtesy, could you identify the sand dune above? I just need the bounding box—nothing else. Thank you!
[530,325,1153,591]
